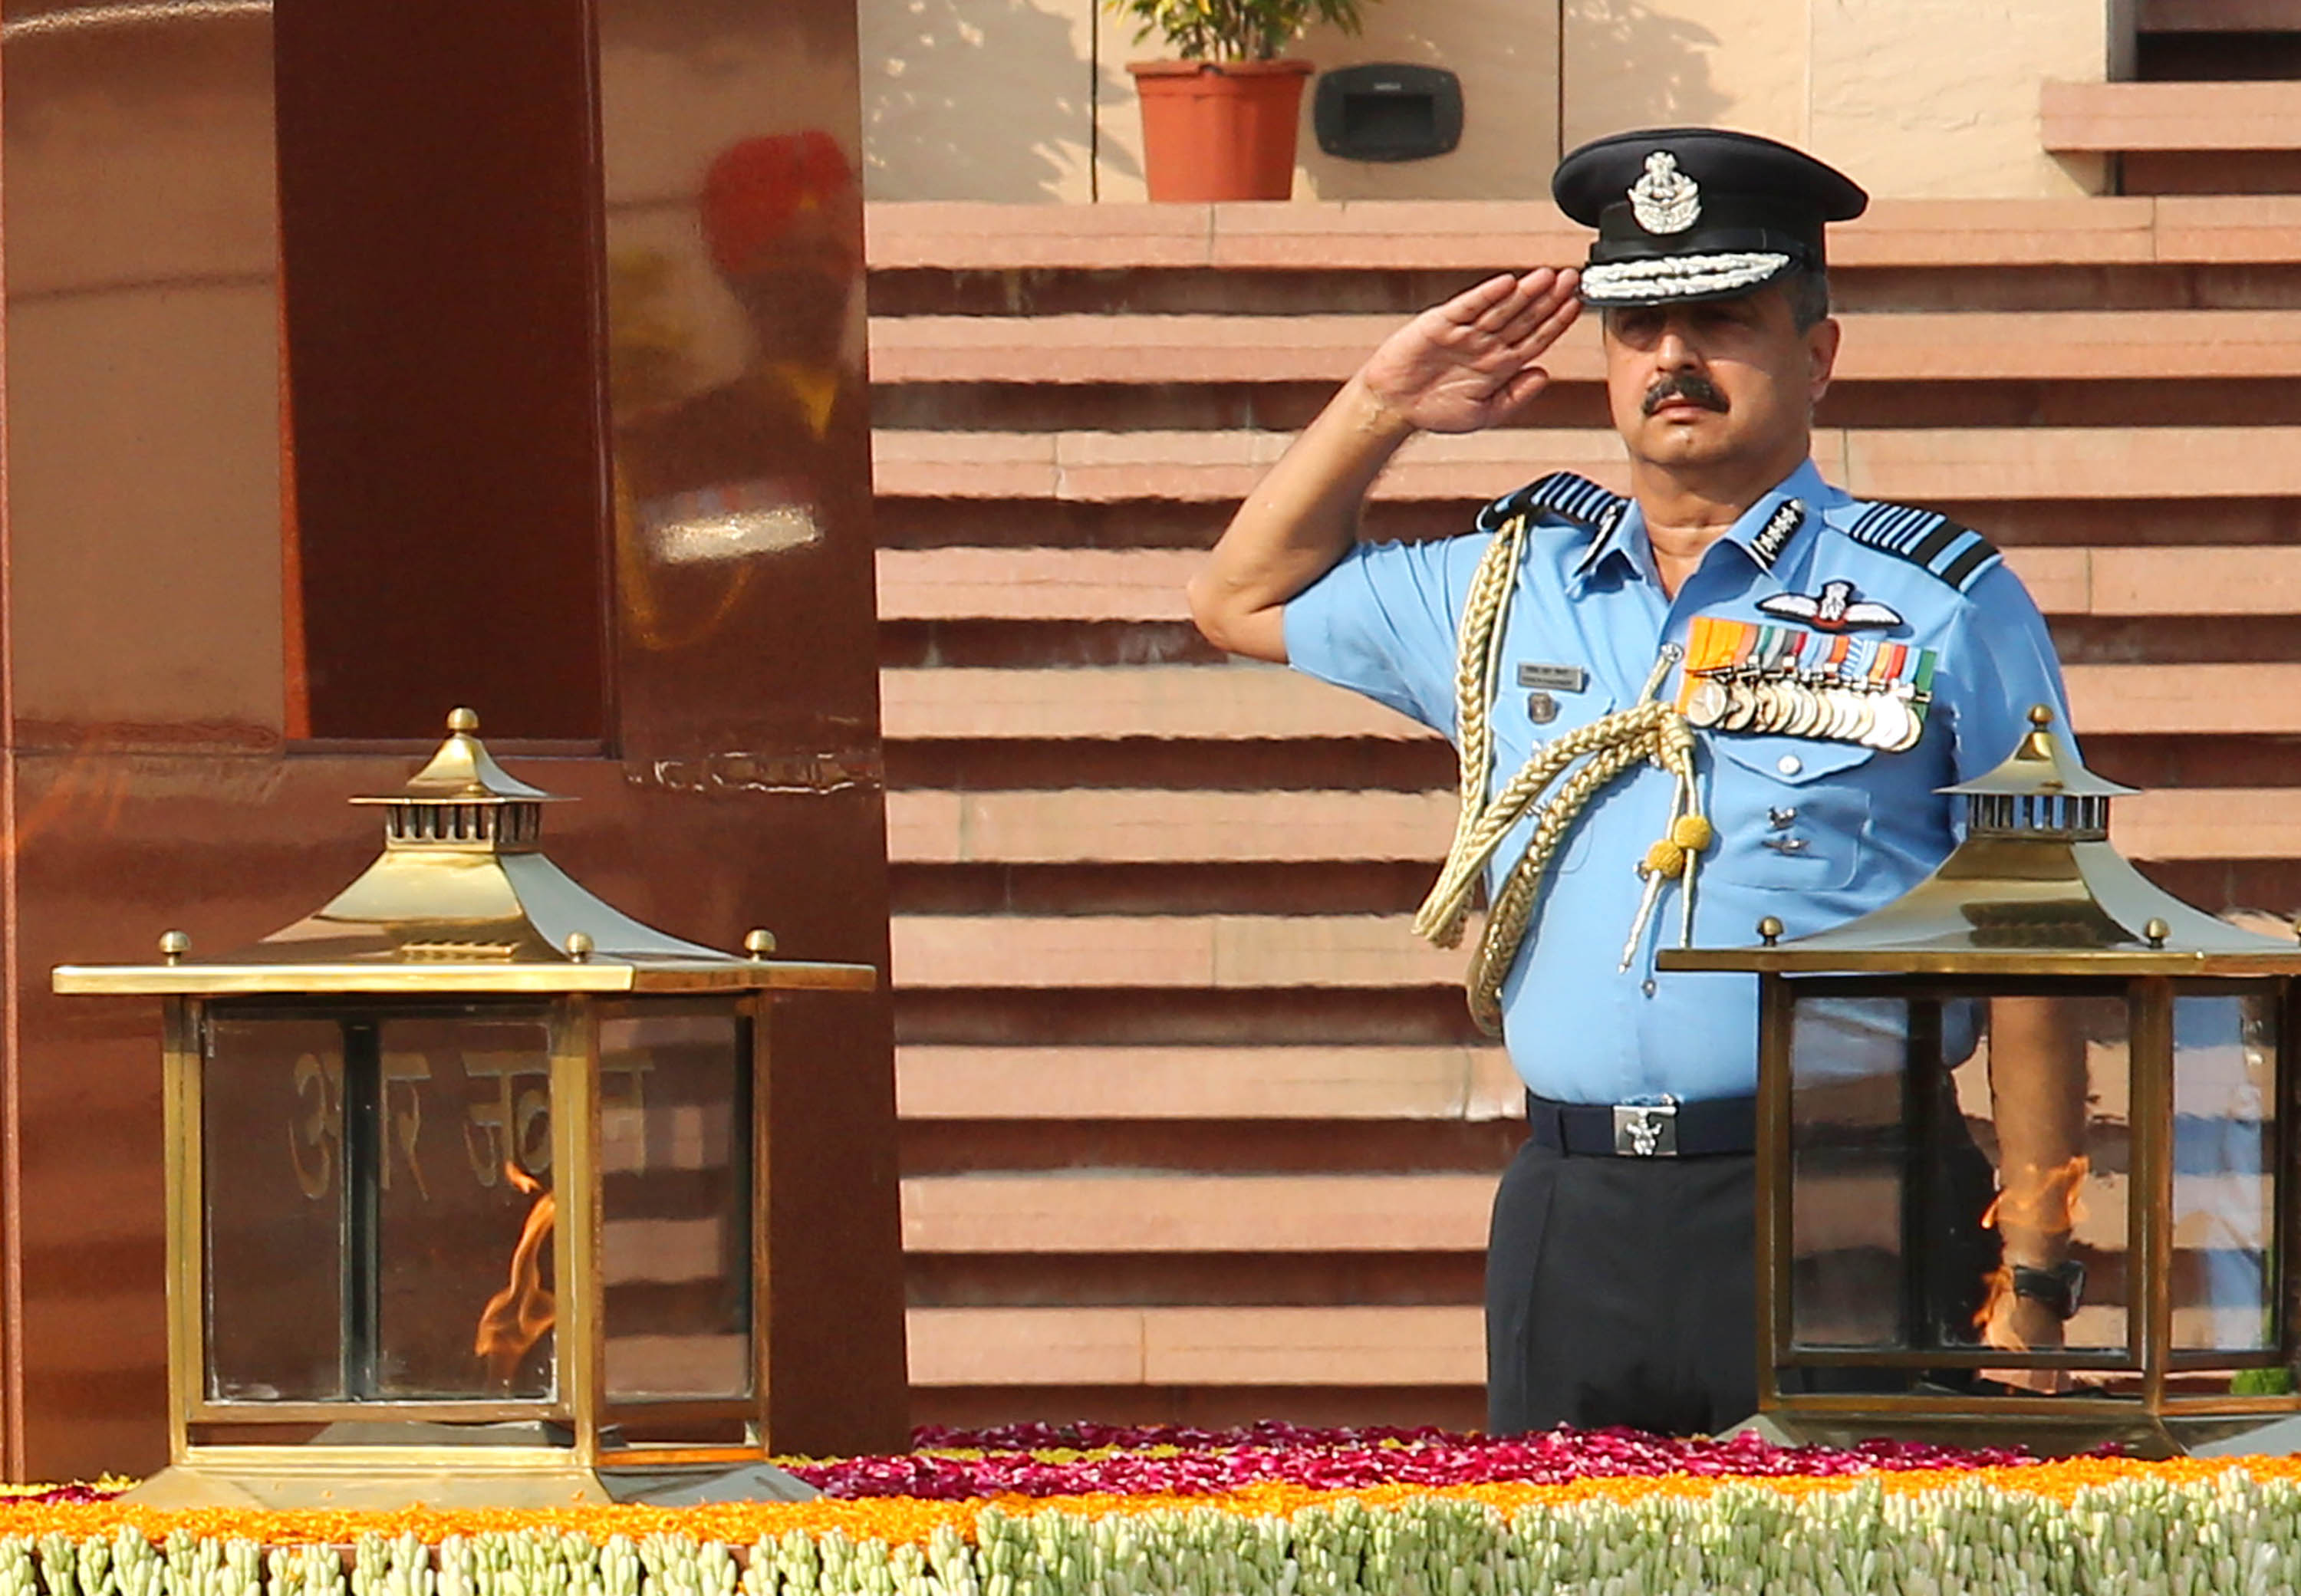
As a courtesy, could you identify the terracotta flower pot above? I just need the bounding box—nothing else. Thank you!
[1127,59,1315,202]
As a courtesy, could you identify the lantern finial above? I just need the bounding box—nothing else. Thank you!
[353,706,564,854]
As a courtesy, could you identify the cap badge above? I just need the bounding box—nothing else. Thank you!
[1628,151,1701,235]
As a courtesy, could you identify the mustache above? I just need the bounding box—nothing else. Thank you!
[1642,373,1728,416]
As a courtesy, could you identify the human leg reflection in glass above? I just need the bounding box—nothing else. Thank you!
[1971,996,2099,1390]
[1788,992,2112,1385]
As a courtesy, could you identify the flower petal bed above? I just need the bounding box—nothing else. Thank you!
[4,1432,2301,1592]
[787,1423,2039,1499]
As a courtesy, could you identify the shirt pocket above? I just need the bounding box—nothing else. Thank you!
[1710,733,1877,892]
[1499,693,1618,874]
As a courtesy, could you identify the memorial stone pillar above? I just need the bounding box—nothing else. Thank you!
[0,0,904,1479]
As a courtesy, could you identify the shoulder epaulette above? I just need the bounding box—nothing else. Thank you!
[1474,471,1627,535]
[1840,500,2001,594]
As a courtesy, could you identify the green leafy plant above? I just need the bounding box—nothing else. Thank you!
[1107,0,1370,62]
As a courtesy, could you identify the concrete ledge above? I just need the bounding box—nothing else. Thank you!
[901,1173,1493,1253]
[895,1045,1522,1120]
[2044,81,2301,153]
[904,1305,1484,1387]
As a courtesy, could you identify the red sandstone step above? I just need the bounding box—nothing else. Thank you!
[880,663,2301,742]
[879,548,1197,621]
[867,197,2301,271]
[2044,81,2301,153]
[878,663,1428,742]
[901,1170,2160,1258]
[869,310,2301,387]
[874,546,2301,622]
[894,1044,1522,1121]
[886,788,1455,864]
[901,1173,1494,1253]
[883,788,2298,867]
[890,913,1466,989]
[904,1304,1484,1387]
[871,426,2301,505]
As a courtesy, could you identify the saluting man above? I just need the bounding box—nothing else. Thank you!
[1187,128,2085,1434]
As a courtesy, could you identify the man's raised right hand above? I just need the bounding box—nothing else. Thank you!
[1359,267,1584,436]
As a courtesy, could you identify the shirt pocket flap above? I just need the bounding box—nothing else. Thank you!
[1711,733,1878,786]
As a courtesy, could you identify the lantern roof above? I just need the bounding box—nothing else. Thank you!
[350,705,561,808]
[1941,703,2135,801]
[53,709,875,997]
[1660,704,2301,976]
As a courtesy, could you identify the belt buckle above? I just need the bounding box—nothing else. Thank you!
[1613,1095,1680,1157]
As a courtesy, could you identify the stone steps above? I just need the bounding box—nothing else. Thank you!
[883,788,2301,866]
[871,309,2301,387]
[877,545,2301,620]
[894,1045,1522,1121]
[867,197,2301,274]
[879,663,2301,742]
[872,427,2301,506]
[2045,81,2301,153]
[2043,82,2301,195]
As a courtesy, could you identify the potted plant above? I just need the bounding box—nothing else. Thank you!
[1109,0,1369,202]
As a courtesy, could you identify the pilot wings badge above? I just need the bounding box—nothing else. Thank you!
[1628,152,1701,235]
[1756,580,1903,633]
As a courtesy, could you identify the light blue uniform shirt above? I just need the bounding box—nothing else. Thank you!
[1283,458,2071,1106]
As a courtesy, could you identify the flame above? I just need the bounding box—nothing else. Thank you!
[474,1160,555,1384]
[1976,1155,2092,1246]
[1971,1156,2092,1394]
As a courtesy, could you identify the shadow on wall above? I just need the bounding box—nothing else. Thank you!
[864,0,1128,201]
[1564,0,1729,137]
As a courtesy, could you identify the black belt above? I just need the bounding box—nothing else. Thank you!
[1525,1091,1757,1158]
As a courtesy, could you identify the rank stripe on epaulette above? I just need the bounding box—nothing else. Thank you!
[1527,471,1625,528]
[1844,502,2001,593]
[1477,470,1627,535]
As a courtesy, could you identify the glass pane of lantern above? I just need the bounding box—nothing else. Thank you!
[372,1011,557,1400]
[1788,996,1913,1351]
[599,1006,752,1400]
[1789,990,2130,1361]
[203,1012,347,1401]
[2170,989,2277,1357]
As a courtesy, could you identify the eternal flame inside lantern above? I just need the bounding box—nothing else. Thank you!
[1660,706,2301,1457]
[53,709,876,1507]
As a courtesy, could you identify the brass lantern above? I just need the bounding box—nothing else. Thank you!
[1660,706,2301,1456]
[54,710,876,1506]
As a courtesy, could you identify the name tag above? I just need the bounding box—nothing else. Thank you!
[1516,663,1588,693]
